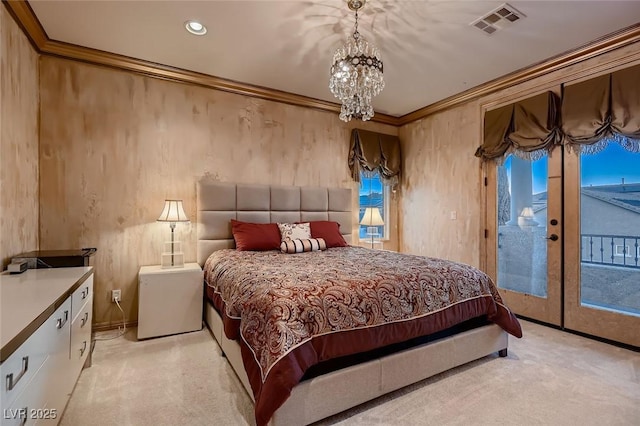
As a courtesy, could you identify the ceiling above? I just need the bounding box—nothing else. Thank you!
[27,1,640,117]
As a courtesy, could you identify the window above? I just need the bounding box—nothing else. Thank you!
[614,245,631,257]
[358,172,389,240]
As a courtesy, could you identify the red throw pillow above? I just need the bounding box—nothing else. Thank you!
[309,221,348,248]
[231,219,281,251]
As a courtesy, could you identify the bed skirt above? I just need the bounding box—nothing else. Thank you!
[204,300,509,425]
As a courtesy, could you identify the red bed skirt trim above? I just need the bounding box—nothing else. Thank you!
[207,285,521,426]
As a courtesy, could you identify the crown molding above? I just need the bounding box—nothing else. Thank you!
[3,0,46,49]
[5,0,639,128]
[2,0,400,126]
[42,38,401,126]
[397,23,640,126]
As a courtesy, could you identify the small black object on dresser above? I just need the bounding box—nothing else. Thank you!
[11,248,97,269]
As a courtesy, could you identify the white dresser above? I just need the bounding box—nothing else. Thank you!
[0,267,93,425]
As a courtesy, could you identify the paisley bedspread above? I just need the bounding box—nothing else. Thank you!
[204,246,522,425]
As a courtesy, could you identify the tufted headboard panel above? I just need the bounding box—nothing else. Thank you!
[196,181,353,265]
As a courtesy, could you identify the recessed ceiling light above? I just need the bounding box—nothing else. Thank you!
[185,20,207,36]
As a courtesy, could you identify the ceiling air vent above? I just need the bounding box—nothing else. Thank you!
[471,3,525,35]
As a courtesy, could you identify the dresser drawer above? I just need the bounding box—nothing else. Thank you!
[0,299,71,413]
[1,358,56,426]
[69,293,92,388]
[71,275,93,322]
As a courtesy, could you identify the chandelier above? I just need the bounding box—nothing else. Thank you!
[329,0,384,122]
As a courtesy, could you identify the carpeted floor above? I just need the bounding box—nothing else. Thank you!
[60,320,639,426]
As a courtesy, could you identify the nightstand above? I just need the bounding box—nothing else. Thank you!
[137,263,204,340]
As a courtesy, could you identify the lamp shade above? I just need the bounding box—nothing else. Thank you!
[520,207,535,218]
[517,206,539,228]
[157,200,189,223]
[360,207,384,227]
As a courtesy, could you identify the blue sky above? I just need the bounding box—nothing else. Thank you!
[523,143,640,194]
[580,143,640,187]
[531,159,548,194]
[359,173,383,196]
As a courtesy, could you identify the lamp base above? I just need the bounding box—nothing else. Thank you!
[362,239,383,250]
[161,252,184,269]
[161,241,184,268]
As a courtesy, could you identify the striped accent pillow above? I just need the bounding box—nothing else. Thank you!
[280,238,327,254]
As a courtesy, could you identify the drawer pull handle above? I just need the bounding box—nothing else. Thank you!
[81,286,89,300]
[80,341,87,357]
[56,310,69,329]
[6,356,29,391]
[81,312,89,327]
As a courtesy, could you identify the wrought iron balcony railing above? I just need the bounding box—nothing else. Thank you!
[581,234,640,269]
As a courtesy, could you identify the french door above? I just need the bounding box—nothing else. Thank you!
[486,142,640,348]
[564,144,640,347]
[486,149,562,326]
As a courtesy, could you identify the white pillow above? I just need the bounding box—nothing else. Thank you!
[277,222,311,242]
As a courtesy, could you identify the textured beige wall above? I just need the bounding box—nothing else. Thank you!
[399,41,640,269]
[0,6,40,268]
[398,101,483,267]
[39,57,397,327]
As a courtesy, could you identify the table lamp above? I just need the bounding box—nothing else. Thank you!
[157,200,189,268]
[517,206,539,228]
[360,207,384,249]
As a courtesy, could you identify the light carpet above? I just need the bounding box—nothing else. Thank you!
[59,320,639,426]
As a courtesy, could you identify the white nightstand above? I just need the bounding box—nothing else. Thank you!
[137,263,204,340]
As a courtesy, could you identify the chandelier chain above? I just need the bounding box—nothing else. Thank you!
[353,9,359,40]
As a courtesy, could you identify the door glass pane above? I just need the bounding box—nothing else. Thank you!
[497,155,548,297]
[579,141,640,316]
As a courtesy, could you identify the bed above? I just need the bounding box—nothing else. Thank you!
[197,181,522,426]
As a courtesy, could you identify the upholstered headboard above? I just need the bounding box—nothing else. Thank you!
[196,181,353,265]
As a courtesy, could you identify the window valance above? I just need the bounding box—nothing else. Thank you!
[562,64,640,154]
[475,91,562,162]
[476,63,640,162]
[348,129,401,187]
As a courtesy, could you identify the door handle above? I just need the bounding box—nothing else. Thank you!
[547,234,559,241]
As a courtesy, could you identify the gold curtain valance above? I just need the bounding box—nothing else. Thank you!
[475,91,562,161]
[476,63,640,162]
[563,63,640,153]
[348,129,401,187]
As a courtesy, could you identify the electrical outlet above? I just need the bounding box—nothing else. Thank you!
[111,289,121,303]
